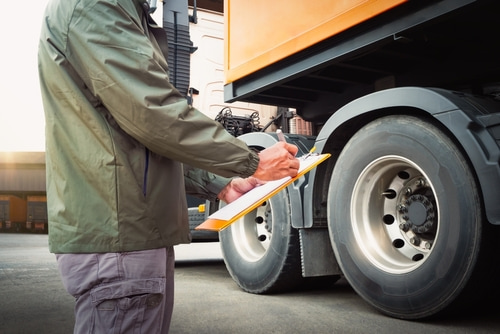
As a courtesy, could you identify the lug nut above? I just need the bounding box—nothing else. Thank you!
[397,204,407,213]
[410,236,421,246]
[416,178,425,187]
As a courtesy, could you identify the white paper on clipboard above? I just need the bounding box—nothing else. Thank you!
[195,153,330,231]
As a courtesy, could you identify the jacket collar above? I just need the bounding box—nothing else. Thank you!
[135,0,153,15]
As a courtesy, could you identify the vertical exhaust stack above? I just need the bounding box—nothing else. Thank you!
[162,0,197,102]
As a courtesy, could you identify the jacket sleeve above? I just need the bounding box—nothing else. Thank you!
[183,165,230,202]
[66,0,259,178]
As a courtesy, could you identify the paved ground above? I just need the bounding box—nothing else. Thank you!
[1,234,499,334]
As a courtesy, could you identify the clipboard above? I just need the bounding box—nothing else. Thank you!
[195,153,331,232]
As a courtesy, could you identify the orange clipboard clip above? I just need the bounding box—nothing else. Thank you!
[195,153,331,232]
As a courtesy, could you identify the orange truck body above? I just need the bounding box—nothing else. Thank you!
[224,0,407,84]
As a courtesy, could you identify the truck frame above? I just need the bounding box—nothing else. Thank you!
[166,0,500,320]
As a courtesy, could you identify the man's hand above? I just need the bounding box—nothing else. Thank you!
[217,142,300,203]
[252,142,300,181]
[218,177,264,203]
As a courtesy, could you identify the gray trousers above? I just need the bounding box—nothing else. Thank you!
[56,247,175,334]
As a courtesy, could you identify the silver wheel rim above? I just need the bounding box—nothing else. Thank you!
[351,155,439,274]
[229,200,272,262]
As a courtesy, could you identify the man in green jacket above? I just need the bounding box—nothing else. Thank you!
[38,0,300,332]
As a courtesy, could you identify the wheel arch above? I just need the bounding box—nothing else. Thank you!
[304,86,500,228]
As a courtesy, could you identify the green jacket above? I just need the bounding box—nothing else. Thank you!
[38,0,259,253]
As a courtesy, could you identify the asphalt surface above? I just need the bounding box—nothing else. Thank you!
[1,234,499,334]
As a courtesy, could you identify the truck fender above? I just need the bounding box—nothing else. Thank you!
[304,86,500,226]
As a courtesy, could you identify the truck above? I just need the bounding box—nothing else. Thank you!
[0,195,27,232]
[163,0,500,319]
[26,195,48,233]
[0,195,47,233]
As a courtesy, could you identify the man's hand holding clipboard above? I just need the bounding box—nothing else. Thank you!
[195,140,331,232]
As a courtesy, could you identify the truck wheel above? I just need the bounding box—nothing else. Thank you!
[219,187,303,294]
[328,115,494,319]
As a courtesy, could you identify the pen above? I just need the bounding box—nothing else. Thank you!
[276,129,286,142]
[302,146,317,160]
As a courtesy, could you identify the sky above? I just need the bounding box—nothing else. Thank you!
[0,0,50,152]
[0,1,163,152]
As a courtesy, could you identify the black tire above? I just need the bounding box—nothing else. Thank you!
[219,187,303,294]
[328,115,490,319]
